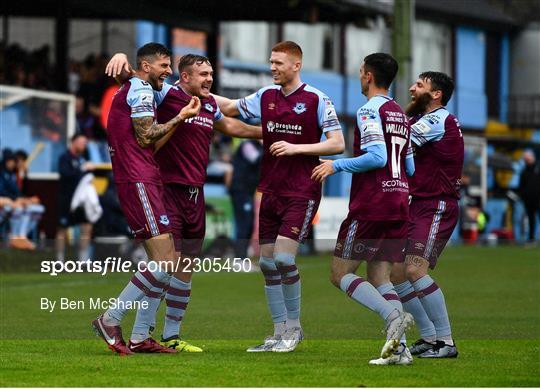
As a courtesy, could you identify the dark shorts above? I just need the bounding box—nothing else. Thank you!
[334,217,407,262]
[116,182,172,241]
[163,184,205,255]
[406,198,459,269]
[259,193,320,244]
[58,199,88,227]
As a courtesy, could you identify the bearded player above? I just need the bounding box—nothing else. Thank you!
[390,71,463,358]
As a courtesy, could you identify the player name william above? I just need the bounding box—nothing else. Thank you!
[40,297,149,312]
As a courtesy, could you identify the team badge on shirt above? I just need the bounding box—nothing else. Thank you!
[204,103,214,112]
[293,102,307,114]
[159,215,170,226]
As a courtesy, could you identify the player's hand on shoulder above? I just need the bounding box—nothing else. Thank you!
[179,96,201,120]
[311,159,334,183]
[105,53,132,78]
[269,141,298,157]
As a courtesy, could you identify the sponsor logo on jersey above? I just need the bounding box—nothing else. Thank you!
[359,107,377,120]
[381,180,409,193]
[204,103,214,112]
[326,106,337,119]
[362,122,382,136]
[413,120,432,134]
[414,242,425,250]
[293,102,307,114]
[266,121,303,135]
[424,114,440,125]
[159,215,170,226]
[291,227,300,235]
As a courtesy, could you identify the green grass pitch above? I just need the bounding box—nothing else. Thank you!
[1,245,539,386]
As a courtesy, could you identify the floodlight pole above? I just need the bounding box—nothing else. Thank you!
[392,0,415,107]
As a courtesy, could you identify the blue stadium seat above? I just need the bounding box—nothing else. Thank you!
[28,141,53,173]
[485,198,507,234]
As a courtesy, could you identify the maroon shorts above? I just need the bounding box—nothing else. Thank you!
[334,217,407,262]
[163,184,205,255]
[406,198,459,269]
[259,193,320,244]
[116,182,172,240]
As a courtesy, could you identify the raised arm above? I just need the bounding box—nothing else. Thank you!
[269,129,345,157]
[213,116,262,139]
[212,94,241,117]
[133,96,201,148]
[105,53,135,83]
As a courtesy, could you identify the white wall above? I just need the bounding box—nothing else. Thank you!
[220,22,270,64]
[412,20,452,79]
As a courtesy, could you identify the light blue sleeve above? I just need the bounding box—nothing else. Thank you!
[333,143,387,173]
[214,103,224,121]
[127,79,155,118]
[357,106,385,150]
[236,87,265,120]
[405,154,415,176]
[317,94,341,133]
[153,82,173,107]
[410,111,447,147]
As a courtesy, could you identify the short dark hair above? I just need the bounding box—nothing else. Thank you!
[71,133,87,143]
[136,42,171,69]
[272,41,303,60]
[14,149,28,160]
[363,53,398,89]
[177,54,211,74]
[419,71,454,105]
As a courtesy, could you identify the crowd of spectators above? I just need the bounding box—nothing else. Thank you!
[0,148,45,250]
[1,42,234,168]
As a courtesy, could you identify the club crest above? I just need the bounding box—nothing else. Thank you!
[293,102,306,114]
[159,215,170,225]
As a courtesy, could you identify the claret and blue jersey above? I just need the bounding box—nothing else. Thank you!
[236,83,341,199]
[106,76,162,185]
[408,106,464,199]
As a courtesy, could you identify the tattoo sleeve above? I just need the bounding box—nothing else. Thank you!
[132,115,183,148]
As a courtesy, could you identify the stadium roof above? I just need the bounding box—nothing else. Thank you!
[3,0,393,31]
[415,0,519,30]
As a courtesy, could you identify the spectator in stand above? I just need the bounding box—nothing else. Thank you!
[55,134,96,262]
[519,150,540,244]
[0,149,44,250]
